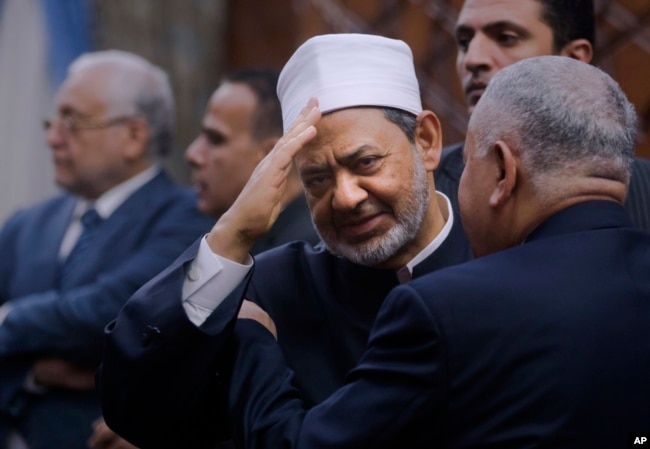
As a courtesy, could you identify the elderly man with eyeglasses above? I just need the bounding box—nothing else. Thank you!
[0,50,212,449]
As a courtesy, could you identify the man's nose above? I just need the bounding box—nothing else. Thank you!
[44,120,65,148]
[332,175,368,210]
[461,35,493,74]
[185,137,205,166]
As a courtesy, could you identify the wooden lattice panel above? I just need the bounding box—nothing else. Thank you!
[226,0,650,157]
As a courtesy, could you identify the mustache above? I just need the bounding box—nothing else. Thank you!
[332,199,389,226]
[464,77,488,95]
[333,198,387,220]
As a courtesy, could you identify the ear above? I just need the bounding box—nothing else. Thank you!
[559,38,593,64]
[414,110,443,171]
[123,118,151,160]
[489,140,517,207]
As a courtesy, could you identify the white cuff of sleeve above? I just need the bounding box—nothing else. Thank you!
[182,236,253,326]
[0,302,12,325]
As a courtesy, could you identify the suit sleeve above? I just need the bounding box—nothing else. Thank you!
[230,284,448,449]
[98,243,253,449]
[0,193,212,364]
[0,208,27,305]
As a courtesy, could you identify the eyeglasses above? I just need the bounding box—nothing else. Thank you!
[43,114,138,134]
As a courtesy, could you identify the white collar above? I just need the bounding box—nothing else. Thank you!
[74,165,160,219]
[402,191,454,276]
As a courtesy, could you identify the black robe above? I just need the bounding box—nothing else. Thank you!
[98,216,471,448]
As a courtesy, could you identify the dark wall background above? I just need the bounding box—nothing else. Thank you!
[93,0,228,182]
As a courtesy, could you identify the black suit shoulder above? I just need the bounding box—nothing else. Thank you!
[435,144,650,232]
[435,142,464,214]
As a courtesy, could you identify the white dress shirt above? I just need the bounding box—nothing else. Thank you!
[58,164,161,259]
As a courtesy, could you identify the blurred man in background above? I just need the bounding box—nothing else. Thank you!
[184,68,319,252]
[0,50,212,449]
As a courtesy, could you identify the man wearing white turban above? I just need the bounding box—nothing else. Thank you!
[98,33,471,448]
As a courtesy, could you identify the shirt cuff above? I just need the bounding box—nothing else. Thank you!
[182,236,253,326]
[0,302,12,325]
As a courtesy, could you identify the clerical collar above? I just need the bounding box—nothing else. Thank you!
[399,191,454,279]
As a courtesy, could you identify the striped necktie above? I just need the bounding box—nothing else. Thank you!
[58,208,103,290]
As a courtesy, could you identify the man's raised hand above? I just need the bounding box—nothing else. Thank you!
[207,98,321,262]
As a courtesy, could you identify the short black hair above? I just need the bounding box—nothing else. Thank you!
[224,68,283,141]
[537,0,595,52]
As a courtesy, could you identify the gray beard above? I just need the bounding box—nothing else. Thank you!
[316,160,431,267]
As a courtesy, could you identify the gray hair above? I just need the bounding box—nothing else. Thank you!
[469,56,637,195]
[69,50,175,156]
[382,107,417,144]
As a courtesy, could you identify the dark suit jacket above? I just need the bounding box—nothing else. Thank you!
[435,142,650,231]
[228,200,650,449]
[98,209,471,448]
[0,170,213,449]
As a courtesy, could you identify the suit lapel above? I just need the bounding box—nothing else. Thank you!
[62,172,169,285]
[40,197,76,285]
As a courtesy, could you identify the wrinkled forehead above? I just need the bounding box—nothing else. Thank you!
[294,107,405,168]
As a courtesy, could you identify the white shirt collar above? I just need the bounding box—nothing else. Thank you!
[73,165,161,219]
[403,191,454,276]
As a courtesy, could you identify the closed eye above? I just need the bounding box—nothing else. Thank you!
[204,129,226,146]
[456,34,472,52]
[455,26,473,52]
[485,21,531,47]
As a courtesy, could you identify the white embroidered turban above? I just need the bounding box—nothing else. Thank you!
[278,33,422,132]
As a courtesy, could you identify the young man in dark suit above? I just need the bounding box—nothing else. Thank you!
[436,0,650,230]
[0,50,212,449]
[98,34,472,448]
[229,55,650,449]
